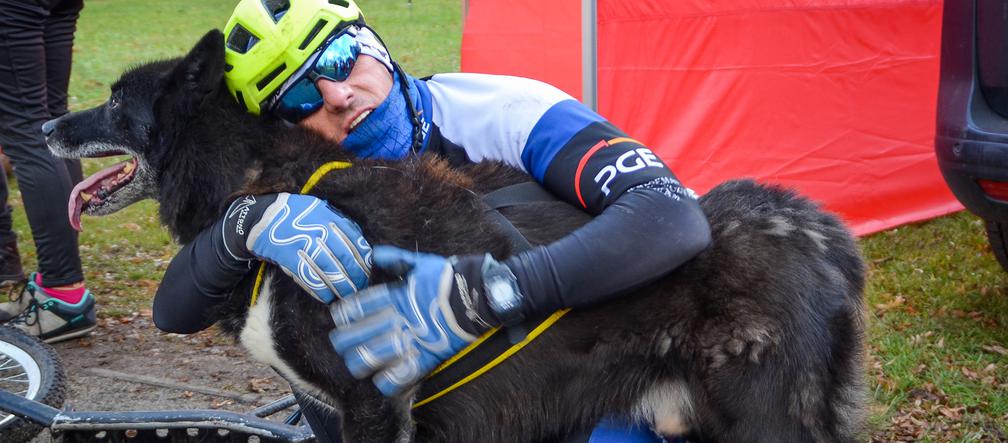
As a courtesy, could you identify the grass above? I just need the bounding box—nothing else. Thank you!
[5,0,1006,440]
[861,213,1008,441]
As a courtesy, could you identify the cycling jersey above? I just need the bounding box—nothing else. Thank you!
[153,72,711,333]
[419,73,696,212]
[415,73,710,316]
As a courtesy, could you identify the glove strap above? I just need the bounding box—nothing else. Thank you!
[448,254,528,332]
[481,254,526,327]
[217,193,280,262]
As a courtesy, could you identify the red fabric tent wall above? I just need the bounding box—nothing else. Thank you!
[462,0,961,236]
[461,0,583,100]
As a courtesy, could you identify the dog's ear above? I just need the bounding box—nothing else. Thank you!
[173,29,227,96]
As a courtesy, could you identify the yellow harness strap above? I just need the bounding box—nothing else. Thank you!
[246,160,568,408]
[412,308,570,409]
[248,161,353,307]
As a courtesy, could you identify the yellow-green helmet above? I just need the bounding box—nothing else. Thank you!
[223,0,364,115]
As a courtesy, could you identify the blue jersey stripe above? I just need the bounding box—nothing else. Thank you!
[522,99,605,182]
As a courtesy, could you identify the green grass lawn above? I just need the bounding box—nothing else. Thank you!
[862,213,1008,441]
[6,0,1006,440]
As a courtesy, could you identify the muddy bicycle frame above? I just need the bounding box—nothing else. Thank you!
[0,388,333,442]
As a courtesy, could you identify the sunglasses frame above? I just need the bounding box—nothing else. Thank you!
[270,28,362,123]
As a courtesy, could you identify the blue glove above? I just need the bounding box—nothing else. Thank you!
[218,193,372,303]
[328,246,525,396]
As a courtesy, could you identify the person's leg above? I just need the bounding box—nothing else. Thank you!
[0,1,52,320]
[0,2,32,289]
[0,0,94,341]
[0,0,84,289]
[0,155,27,322]
[44,0,84,199]
[0,159,25,285]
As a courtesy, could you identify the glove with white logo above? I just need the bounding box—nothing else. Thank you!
[328,246,526,396]
[215,193,372,303]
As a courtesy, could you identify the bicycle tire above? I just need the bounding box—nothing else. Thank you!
[0,325,66,443]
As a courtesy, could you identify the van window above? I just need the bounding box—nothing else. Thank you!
[978,2,1008,118]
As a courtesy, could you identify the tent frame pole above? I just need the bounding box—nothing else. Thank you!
[581,0,598,111]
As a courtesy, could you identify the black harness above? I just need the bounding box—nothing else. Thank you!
[414,181,570,409]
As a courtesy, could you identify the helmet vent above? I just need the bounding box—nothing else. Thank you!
[299,19,329,51]
[256,63,287,91]
[226,24,259,54]
[235,91,247,110]
[261,0,290,22]
[329,0,350,7]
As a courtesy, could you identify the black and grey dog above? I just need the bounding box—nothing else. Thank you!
[44,30,867,443]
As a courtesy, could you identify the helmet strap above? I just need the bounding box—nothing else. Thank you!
[394,61,425,155]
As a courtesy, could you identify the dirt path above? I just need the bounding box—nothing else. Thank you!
[30,313,290,442]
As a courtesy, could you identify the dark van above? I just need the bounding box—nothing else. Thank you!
[936,0,1008,271]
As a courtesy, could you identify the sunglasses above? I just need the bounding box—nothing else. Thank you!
[272,29,361,123]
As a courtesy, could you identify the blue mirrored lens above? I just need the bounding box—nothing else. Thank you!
[271,31,359,123]
[314,33,360,82]
[275,77,323,122]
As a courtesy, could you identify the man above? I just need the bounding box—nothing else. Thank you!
[154,0,711,440]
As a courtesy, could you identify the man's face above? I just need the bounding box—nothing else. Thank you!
[298,55,394,144]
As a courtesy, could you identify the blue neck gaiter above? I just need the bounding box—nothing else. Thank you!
[341,71,416,160]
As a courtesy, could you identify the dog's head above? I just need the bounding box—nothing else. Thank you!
[46,30,229,231]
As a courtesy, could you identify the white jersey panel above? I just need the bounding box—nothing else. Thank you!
[424,73,574,172]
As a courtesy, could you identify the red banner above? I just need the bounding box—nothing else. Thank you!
[462,0,960,236]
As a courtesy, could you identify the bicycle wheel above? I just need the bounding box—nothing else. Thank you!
[0,326,66,443]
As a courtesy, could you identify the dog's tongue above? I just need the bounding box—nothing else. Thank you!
[68,160,132,231]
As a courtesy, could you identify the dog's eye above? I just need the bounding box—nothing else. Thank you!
[108,96,120,109]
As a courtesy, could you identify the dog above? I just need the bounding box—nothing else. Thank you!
[44,30,867,442]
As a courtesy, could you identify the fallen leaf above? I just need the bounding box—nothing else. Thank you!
[961,366,980,380]
[248,377,274,393]
[982,344,1008,356]
[210,399,234,409]
[875,296,905,314]
[938,406,963,420]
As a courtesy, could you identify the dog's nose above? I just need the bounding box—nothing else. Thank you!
[41,118,58,137]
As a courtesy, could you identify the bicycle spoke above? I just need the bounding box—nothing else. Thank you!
[0,356,19,370]
[0,355,30,398]
[0,374,30,382]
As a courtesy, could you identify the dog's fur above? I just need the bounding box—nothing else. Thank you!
[46,31,867,442]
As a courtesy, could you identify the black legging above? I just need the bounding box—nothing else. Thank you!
[0,0,85,287]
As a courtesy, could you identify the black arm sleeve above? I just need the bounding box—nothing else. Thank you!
[504,185,711,315]
[502,116,712,314]
[152,224,253,334]
[153,194,284,333]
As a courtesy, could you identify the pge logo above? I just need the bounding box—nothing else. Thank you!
[594,148,665,195]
